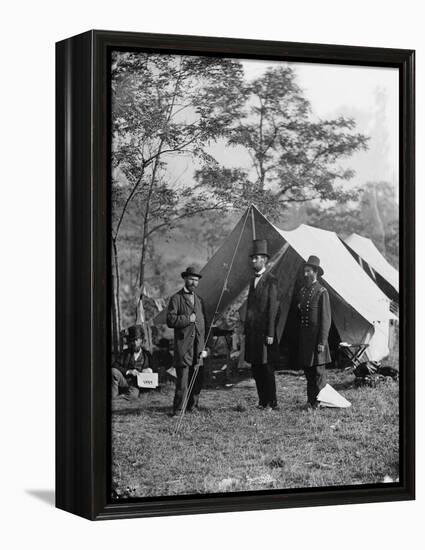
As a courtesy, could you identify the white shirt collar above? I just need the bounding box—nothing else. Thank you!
[253,267,266,287]
[133,348,143,360]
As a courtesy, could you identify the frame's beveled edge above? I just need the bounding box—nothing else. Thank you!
[56,30,97,520]
[92,483,414,521]
[91,29,415,66]
[56,29,415,521]
[398,47,415,502]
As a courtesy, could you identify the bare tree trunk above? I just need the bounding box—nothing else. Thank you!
[111,284,119,355]
[257,101,266,189]
[135,65,182,328]
[135,200,151,327]
[372,184,386,255]
[364,185,386,254]
[136,142,163,316]
[136,234,153,352]
[111,238,122,353]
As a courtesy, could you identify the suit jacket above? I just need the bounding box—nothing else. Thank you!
[112,347,153,384]
[244,271,279,365]
[297,281,332,367]
[166,288,207,368]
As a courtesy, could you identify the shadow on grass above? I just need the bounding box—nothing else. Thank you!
[331,379,356,391]
[112,405,172,417]
[275,370,305,377]
[204,383,243,391]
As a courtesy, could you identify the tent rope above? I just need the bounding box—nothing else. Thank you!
[174,206,252,435]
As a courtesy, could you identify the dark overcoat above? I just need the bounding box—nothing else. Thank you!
[166,289,207,368]
[244,271,279,365]
[297,281,332,367]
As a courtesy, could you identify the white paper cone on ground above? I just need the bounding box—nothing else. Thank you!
[317,384,351,408]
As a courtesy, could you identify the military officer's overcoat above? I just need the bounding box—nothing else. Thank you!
[297,280,332,367]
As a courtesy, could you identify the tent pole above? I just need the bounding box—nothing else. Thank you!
[174,207,251,436]
[251,205,256,241]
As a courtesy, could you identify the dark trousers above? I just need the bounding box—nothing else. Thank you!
[111,368,140,400]
[303,364,327,405]
[173,364,204,413]
[251,364,277,407]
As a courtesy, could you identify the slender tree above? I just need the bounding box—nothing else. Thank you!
[111,52,245,345]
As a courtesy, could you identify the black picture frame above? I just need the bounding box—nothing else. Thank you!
[56,29,415,521]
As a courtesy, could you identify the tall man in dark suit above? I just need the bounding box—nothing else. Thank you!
[244,239,279,410]
[297,255,332,408]
[166,266,208,415]
[111,324,153,399]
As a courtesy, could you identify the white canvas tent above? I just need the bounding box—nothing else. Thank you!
[343,233,399,305]
[155,206,394,362]
[344,233,398,292]
[274,223,394,361]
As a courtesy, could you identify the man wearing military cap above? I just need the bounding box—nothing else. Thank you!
[244,239,279,410]
[297,255,332,408]
[166,266,208,415]
[111,324,153,399]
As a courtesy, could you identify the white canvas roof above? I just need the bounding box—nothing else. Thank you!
[276,224,392,326]
[275,223,394,361]
[345,233,399,292]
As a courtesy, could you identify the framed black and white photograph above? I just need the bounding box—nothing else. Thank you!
[56,30,415,520]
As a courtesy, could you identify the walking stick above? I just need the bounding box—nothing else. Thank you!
[173,206,251,436]
[173,363,201,434]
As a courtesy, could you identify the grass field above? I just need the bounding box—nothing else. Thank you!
[111,370,399,499]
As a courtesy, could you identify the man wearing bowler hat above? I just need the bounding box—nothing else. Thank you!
[166,266,208,415]
[111,324,153,400]
[297,255,332,408]
[244,239,279,410]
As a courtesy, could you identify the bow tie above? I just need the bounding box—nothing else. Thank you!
[255,272,263,277]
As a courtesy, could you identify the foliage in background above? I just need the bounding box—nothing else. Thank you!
[195,66,369,220]
[111,52,246,344]
[111,55,398,336]
[306,181,399,267]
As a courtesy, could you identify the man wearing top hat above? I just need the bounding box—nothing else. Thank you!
[244,239,279,410]
[111,324,153,399]
[166,266,208,415]
[297,255,332,408]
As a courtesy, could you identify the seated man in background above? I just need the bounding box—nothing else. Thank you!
[112,324,153,400]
